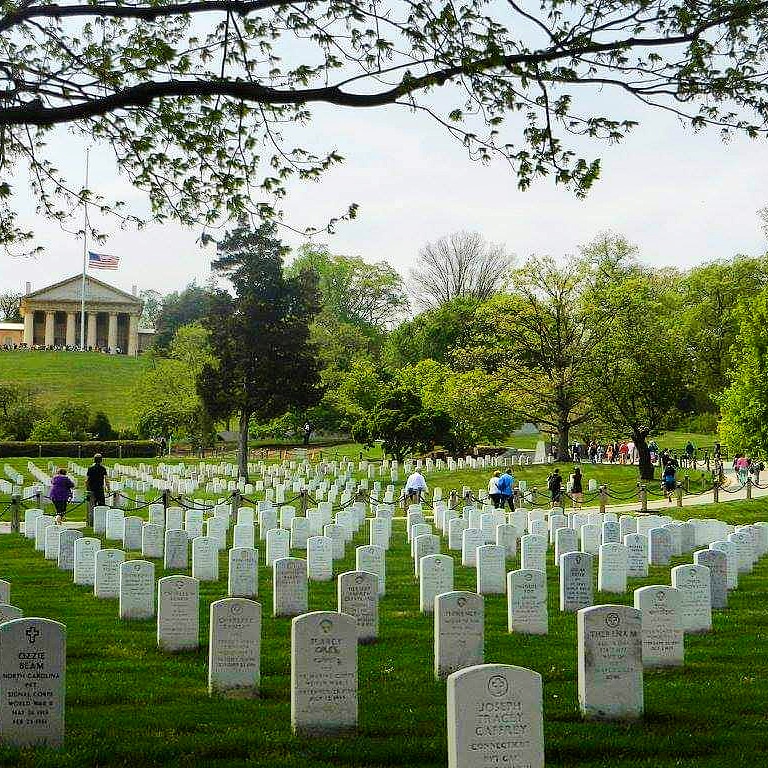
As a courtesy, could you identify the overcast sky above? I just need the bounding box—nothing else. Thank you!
[4,96,768,298]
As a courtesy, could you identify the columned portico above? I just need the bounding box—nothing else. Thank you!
[19,274,145,355]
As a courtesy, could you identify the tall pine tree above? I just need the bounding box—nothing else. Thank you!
[198,221,321,479]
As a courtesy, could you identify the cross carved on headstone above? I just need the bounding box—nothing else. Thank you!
[26,626,40,645]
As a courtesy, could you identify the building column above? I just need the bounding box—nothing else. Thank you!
[65,312,76,347]
[128,314,139,356]
[22,312,34,346]
[108,312,118,352]
[87,312,98,349]
[44,311,55,347]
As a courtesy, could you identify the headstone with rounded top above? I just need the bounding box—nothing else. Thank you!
[560,552,594,612]
[164,529,189,570]
[208,597,261,698]
[141,523,164,559]
[476,544,506,595]
[520,533,547,572]
[94,549,126,599]
[355,545,385,596]
[446,664,544,768]
[578,604,643,720]
[44,524,61,560]
[598,543,628,594]
[337,570,379,643]
[507,569,547,635]
[34,515,53,551]
[266,527,290,567]
[555,527,578,566]
[73,537,101,586]
[671,564,711,633]
[291,611,357,736]
[623,533,648,578]
[0,603,22,624]
[119,560,155,620]
[228,547,258,598]
[307,536,333,582]
[157,575,199,651]
[434,591,484,680]
[273,557,308,617]
[648,528,672,566]
[0,618,66,748]
[694,549,727,608]
[191,536,219,582]
[709,540,738,590]
[57,528,82,571]
[633,585,684,668]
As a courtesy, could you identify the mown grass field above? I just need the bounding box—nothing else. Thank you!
[0,488,767,766]
[0,351,149,429]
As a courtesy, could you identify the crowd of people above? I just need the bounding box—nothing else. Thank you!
[1,343,124,353]
[555,437,714,468]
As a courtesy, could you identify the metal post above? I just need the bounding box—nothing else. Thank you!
[713,480,719,504]
[162,489,171,510]
[640,484,647,512]
[299,489,308,516]
[34,490,42,509]
[747,477,752,500]
[599,485,607,515]
[684,474,690,493]
[86,490,94,527]
[230,489,241,524]
[449,490,458,510]
[10,495,21,534]
[676,484,683,507]
[111,489,120,509]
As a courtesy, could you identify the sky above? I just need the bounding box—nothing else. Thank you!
[3,94,768,298]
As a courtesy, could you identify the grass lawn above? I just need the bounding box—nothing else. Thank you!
[0,351,149,429]
[0,496,767,767]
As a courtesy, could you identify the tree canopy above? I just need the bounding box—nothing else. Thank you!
[4,0,768,250]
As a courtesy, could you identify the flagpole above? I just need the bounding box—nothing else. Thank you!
[80,148,90,351]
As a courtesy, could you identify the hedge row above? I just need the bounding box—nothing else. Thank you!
[0,441,160,458]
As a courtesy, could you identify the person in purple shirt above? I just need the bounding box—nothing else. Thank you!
[50,467,75,525]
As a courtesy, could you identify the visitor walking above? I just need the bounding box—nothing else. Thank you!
[547,468,563,508]
[497,468,515,511]
[736,454,750,485]
[488,471,502,508]
[302,421,312,447]
[86,453,110,507]
[50,467,75,525]
[662,462,677,502]
[570,466,583,508]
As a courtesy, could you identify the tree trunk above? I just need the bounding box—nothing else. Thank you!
[238,409,250,482]
[557,419,570,462]
[634,428,654,481]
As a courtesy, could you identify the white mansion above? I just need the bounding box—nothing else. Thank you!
[0,275,154,354]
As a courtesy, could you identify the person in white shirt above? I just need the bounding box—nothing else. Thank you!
[404,470,428,505]
[488,472,501,508]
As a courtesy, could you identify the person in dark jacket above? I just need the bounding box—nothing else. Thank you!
[50,467,75,525]
[86,453,109,507]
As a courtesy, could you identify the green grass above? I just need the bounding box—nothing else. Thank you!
[1,497,767,767]
[0,351,149,428]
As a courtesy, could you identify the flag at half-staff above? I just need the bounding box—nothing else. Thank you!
[88,251,120,270]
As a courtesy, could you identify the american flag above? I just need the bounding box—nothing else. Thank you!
[88,251,120,270]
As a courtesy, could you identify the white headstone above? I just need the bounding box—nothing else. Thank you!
[507,569,547,635]
[233,523,255,550]
[337,570,379,643]
[191,536,219,582]
[208,597,260,698]
[623,533,649,578]
[461,528,485,568]
[228,547,258,598]
[141,523,164,559]
[0,603,22,624]
[0,580,8,605]
[119,560,155,620]
[122,515,143,551]
[671,564,712,633]
[434,591,484,680]
[648,528,672,566]
[476,544,506,595]
[163,529,189,570]
[413,533,440,578]
[73,537,101,586]
[554,527,578,566]
[34,515,54,551]
[157,575,199,651]
[633,585,684,668]
[419,554,454,614]
[291,611,357,735]
[266,527,290,567]
[495,523,518,560]
[44,524,61,560]
[446,664,544,768]
[273,557,308,617]
[355,545,386,596]
[94,549,126,599]
[694,549,727,609]
[0,618,66,747]
[709,540,738,590]
[577,605,643,720]
[56,528,82,571]
[520,533,547,572]
[559,552,594,612]
[105,509,125,541]
[598,543,628,594]
[325,523,347,559]
[307,536,333,582]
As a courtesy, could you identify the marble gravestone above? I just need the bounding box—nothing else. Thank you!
[648,528,672,566]
[233,523,255,550]
[419,554,454,614]
[671,564,712,633]
[94,549,126,599]
[461,528,485,568]
[0,603,23,624]
[598,543,628,594]
[560,552,594,612]
[44,524,61,560]
[434,591,484,681]
[554,527,578,566]
[578,605,643,720]
[228,547,258,598]
[694,549,728,609]
[633,585,684,668]
[0,618,66,748]
[57,529,83,571]
[157,575,199,652]
[307,536,334,582]
[447,664,544,768]
[273,557,308,617]
[122,516,143,551]
[337,570,379,643]
[413,533,440,578]
[119,560,155,620]
[624,533,649,578]
[355,545,386,596]
[191,536,219,582]
[0,579,9,604]
[164,529,189,570]
[291,611,358,736]
[476,544,506,595]
[507,569,547,635]
[520,534,547,572]
[266,527,290,567]
[141,523,164,560]
[208,598,261,698]
[709,540,738,590]
[34,516,54,552]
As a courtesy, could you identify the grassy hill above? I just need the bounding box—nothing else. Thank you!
[0,351,149,429]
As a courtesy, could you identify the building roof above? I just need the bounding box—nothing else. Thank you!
[24,274,142,306]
